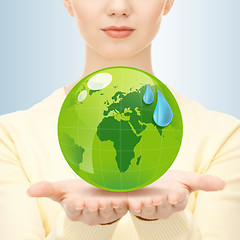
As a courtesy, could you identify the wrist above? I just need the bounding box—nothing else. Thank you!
[135,215,159,221]
[99,217,121,225]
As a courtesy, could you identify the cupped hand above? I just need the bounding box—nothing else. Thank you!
[27,179,128,226]
[127,170,225,220]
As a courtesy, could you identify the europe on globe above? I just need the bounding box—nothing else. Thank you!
[58,66,183,192]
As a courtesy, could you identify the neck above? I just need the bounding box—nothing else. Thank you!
[64,44,155,95]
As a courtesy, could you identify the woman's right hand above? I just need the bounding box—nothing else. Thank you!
[26,179,128,226]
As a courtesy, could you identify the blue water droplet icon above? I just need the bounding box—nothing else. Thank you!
[143,84,154,104]
[153,90,173,127]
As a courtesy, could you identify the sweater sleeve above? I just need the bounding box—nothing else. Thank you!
[130,209,202,240]
[192,123,240,239]
[45,210,119,240]
[130,122,240,240]
[0,119,118,240]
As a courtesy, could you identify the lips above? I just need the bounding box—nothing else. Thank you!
[101,26,135,38]
[102,25,135,31]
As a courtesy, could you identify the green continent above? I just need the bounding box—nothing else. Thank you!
[89,89,100,95]
[97,116,141,173]
[103,85,163,136]
[62,133,85,170]
[96,86,164,173]
[136,156,141,165]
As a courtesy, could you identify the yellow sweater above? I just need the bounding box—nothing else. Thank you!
[0,86,239,240]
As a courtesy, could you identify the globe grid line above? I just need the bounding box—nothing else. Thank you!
[157,120,165,177]
[76,162,170,173]
[98,92,106,188]
[61,142,179,152]
[120,69,122,190]
[137,83,143,188]
[61,107,181,115]
[87,165,168,173]
[77,101,80,174]
[61,125,182,133]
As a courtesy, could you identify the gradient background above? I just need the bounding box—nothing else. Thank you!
[0,1,239,120]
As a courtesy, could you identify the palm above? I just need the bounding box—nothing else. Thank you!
[27,179,128,225]
[27,170,224,223]
[127,170,225,220]
[28,178,128,209]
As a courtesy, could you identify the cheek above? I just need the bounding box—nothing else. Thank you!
[138,1,164,28]
[74,14,96,42]
[136,2,164,40]
[72,1,99,28]
[72,1,104,42]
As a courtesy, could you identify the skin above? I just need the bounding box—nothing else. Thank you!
[27,170,225,225]
[27,0,226,226]
[63,0,174,95]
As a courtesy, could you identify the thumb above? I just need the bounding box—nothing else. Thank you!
[181,172,225,192]
[27,181,64,202]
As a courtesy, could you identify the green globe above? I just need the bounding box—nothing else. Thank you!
[58,66,183,192]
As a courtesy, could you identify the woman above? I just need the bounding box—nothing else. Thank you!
[0,0,239,239]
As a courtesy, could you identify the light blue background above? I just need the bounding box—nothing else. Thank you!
[0,1,239,119]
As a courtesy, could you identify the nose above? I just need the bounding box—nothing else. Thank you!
[106,0,131,17]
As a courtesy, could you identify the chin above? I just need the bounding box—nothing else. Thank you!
[97,46,141,60]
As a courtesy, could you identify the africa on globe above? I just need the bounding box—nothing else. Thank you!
[57,66,183,192]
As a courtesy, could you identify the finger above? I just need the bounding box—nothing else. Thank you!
[75,198,85,211]
[128,197,143,213]
[112,196,127,208]
[112,200,128,217]
[98,197,110,209]
[200,174,225,191]
[141,205,156,218]
[156,200,171,211]
[84,197,99,211]
[156,201,173,219]
[62,200,82,222]
[172,194,188,211]
[143,197,153,207]
[27,181,64,202]
[81,207,99,225]
[152,194,167,206]
[180,172,225,192]
[99,199,114,219]
[167,189,189,205]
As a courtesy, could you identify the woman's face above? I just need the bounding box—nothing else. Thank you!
[64,0,173,59]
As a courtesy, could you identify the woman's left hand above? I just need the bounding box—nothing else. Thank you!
[127,170,225,220]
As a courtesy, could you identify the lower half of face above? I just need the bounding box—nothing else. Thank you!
[72,0,166,59]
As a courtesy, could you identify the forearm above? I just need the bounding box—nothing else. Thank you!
[130,209,202,240]
[45,210,119,240]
